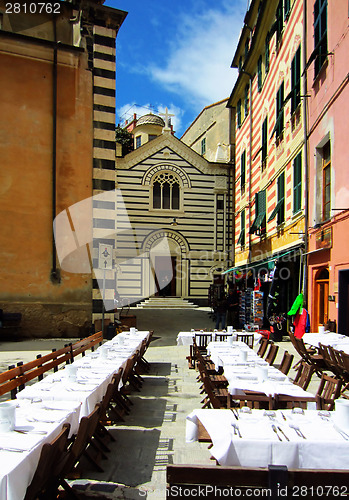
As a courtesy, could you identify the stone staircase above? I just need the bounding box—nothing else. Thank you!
[136,296,198,309]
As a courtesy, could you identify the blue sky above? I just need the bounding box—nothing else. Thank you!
[104,0,248,137]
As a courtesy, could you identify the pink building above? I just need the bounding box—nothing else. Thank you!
[306,0,349,332]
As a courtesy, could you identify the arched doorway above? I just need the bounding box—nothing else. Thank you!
[314,267,329,331]
[142,230,189,299]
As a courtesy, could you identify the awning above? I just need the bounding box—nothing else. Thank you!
[222,245,304,275]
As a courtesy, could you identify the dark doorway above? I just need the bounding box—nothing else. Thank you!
[338,270,349,336]
[155,256,176,297]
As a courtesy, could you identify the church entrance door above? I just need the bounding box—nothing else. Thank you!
[155,256,176,297]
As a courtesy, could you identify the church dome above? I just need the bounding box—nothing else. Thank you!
[136,114,165,127]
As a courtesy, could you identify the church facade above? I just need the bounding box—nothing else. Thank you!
[115,114,232,306]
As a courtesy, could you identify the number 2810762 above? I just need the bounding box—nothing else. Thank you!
[5,3,61,14]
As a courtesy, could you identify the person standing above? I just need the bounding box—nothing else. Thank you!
[215,294,228,329]
[227,285,239,328]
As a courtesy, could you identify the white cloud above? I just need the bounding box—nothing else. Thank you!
[148,2,245,108]
[117,102,184,135]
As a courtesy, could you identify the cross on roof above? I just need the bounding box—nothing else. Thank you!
[159,107,174,129]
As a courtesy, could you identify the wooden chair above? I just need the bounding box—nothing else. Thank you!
[315,373,342,411]
[197,359,228,390]
[194,332,213,355]
[200,373,228,409]
[289,331,326,375]
[318,343,342,378]
[264,343,279,365]
[333,349,349,394]
[167,464,349,499]
[236,333,254,349]
[278,351,294,375]
[24,423,71,500]
[215,333,231,342]
[257,337,269,358]
[293,361,315,391]
[228,392,274,410]
[59,405,104,494]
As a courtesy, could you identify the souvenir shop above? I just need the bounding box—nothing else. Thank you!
[225,248,304,340]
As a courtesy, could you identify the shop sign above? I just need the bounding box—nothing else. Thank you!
[315,227,332,250]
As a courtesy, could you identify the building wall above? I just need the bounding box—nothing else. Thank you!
[306,0,349,331]
[116,131,230,305]
[231,0,305,272]
[181,99,233,163]
[0,1,127,337]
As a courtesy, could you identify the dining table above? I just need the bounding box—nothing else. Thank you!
[206,341,316,400]
[302,332,349,354]
[176,330,262,346]
[0,329,150,500]
[186,408,349,469]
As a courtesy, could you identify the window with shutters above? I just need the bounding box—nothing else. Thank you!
[258,56,263,92]
[237,99,242,128]
[293,152,302,214]
[241,151,246,193]
[265,36,270,74]
[274,82,284,140]
[268,172,285,225]
[250,190,266,235]
[314,0,328,78]
[291,46,301,114]
[244,84,249,117]
[322,142,331,221]
[237,210,246,247]
[261,117,268,170]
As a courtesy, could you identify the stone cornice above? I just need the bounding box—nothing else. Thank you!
[117,134,230,176]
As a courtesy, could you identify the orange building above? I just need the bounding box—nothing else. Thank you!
[0,1,126,337]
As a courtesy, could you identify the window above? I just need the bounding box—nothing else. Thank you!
[274,82,284,139]
[245,37,249,59]
[291,46,301,114]
[265,36,270,74]
[293,152,302,213]
[201,137,206,156]
[268,172,285,225]
[314,0,328,77]
[244,84,249,117]
[322,142,331,221]
[136,136,141,148]
[238,56,243,72]
[284,0,291,19]
[152,172,180,210]
[276,0,284,45]
[237,99,242,128]
[261,116,268,169]
[237,210,245,246]
[149,135,157,142]
[257,56,262,92]
[241,151,246,192]
[250,190,266,235]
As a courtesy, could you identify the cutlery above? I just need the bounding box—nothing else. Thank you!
[14,429,47,435]
[230,408,239,420]
[280,412,287,421]
[289,424,306,439]
[0,446,27,452]
[334,427,349,441]
[277,426,290,441]
[232,423,242,438]
[272,424,282,441]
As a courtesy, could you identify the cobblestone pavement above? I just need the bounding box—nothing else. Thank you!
[0,308,320,499]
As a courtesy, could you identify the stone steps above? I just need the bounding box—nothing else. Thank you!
[136,297,198,309]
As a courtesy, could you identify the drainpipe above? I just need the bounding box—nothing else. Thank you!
[51,15,60,283]
[302,1,309,305]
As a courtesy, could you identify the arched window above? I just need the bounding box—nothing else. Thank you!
[152,172,180,210]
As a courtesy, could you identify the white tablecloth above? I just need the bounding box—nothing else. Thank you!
[186,408,349,469]
[0,400,81,500]
[1,330,150,500]
[177,331,262,346]
[303,332,349,354]
[207,342,315,400]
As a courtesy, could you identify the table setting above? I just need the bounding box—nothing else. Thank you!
[302,331,349,354]
[177,329,262,346]
[186,406,349,469]
[0,329,151,500]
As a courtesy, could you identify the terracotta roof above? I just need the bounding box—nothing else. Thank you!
[136,114,165,127]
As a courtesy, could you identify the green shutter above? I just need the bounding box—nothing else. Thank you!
[293,152,302,213]
[277,172,285,224]
[258,56,262,92]
[241,151,246,189]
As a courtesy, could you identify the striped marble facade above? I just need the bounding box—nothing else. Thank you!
[116,132,231,306]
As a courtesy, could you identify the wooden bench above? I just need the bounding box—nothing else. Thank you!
[0,331,103,399]
[167,464,349,500]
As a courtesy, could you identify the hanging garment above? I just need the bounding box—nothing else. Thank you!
[287,293,304,316]
[293,308,309,339]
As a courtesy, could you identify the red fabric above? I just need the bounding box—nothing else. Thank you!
[294,309,307,338]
